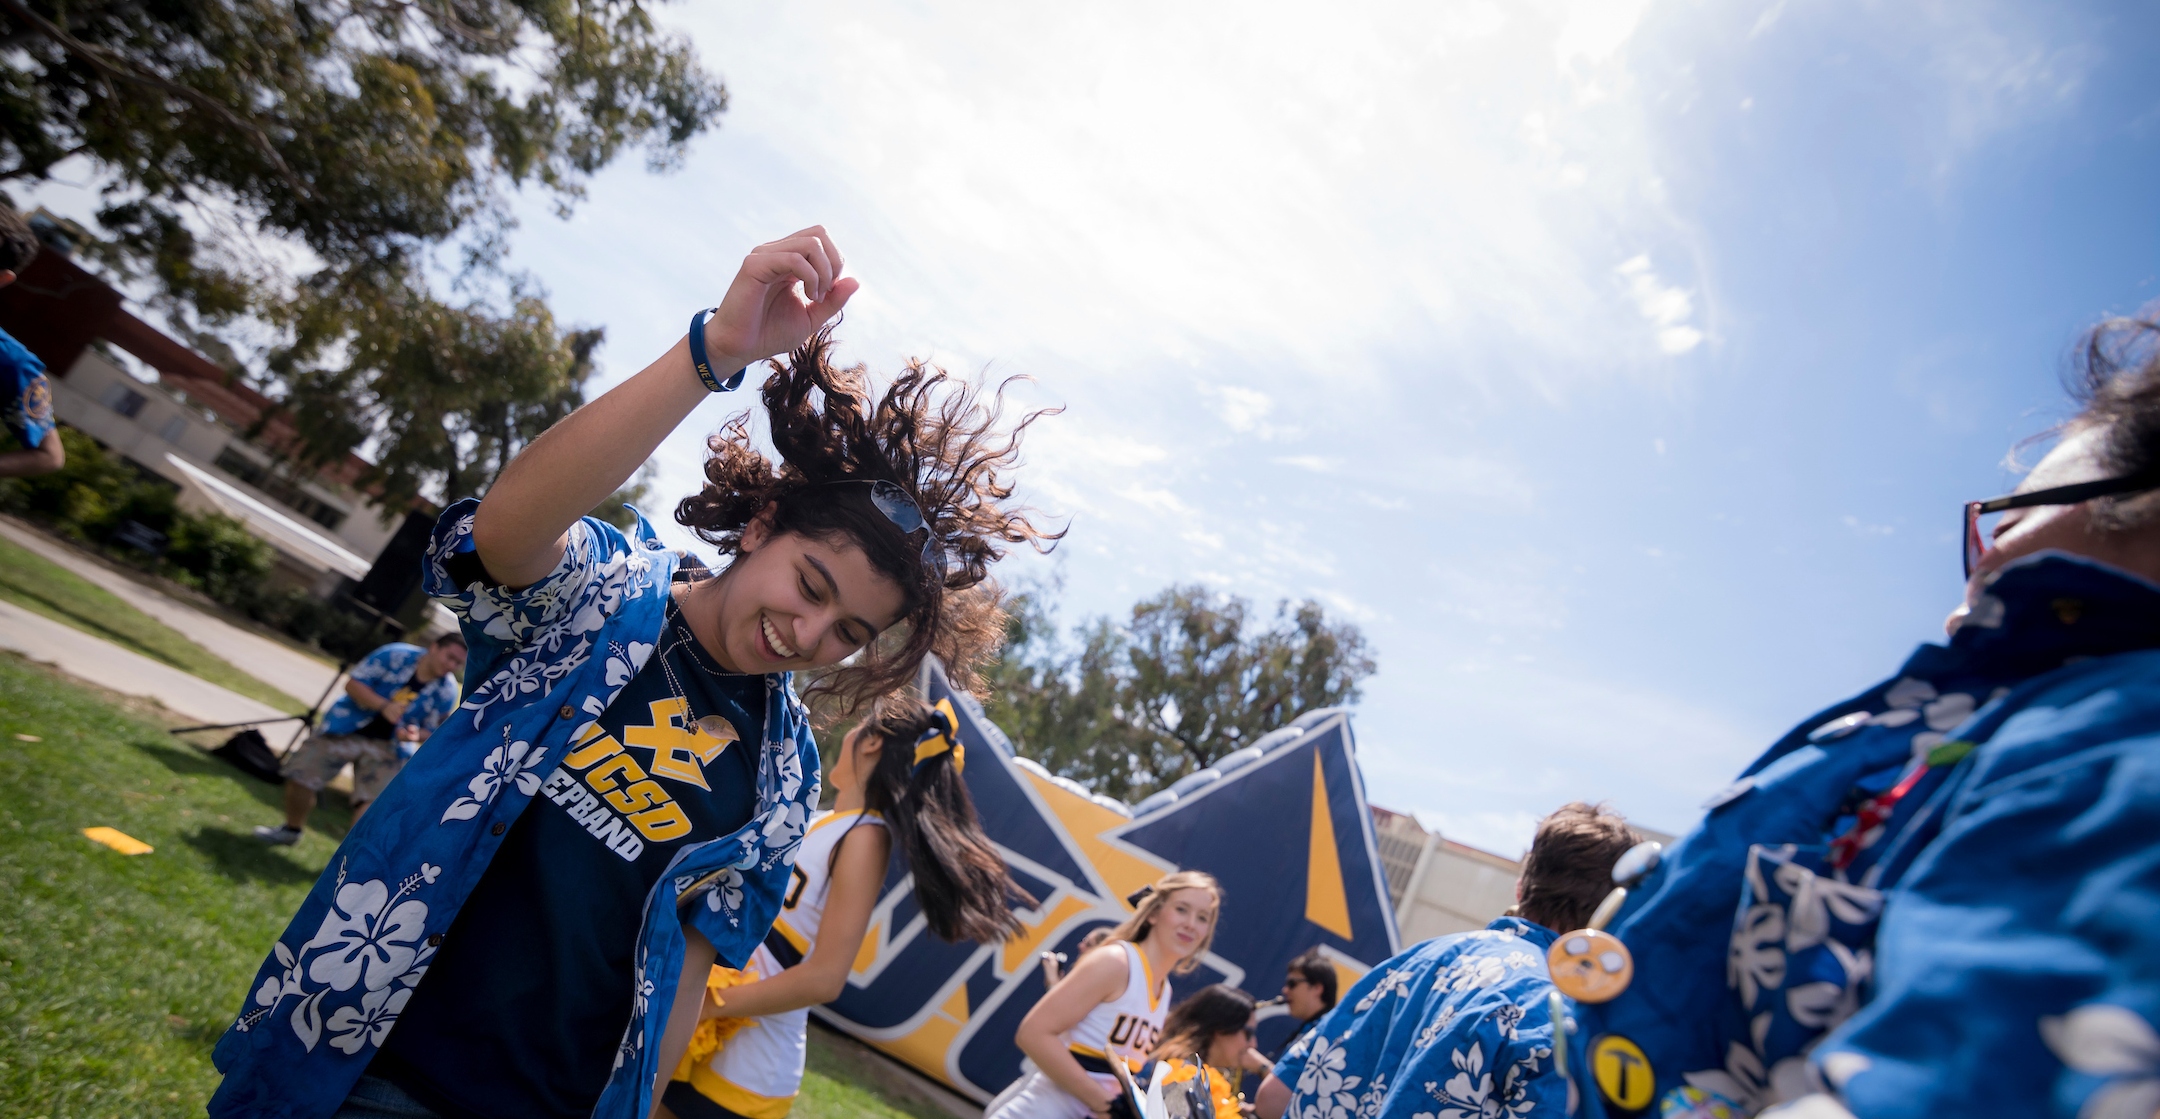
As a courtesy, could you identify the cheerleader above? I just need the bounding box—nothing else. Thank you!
[664,697,1025,1119]
[989,871,1224,1119]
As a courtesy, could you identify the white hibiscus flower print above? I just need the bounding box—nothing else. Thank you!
[2041,1003,2160,1119]
[441,737,550,822]
[1427,1042,1516,1119]
[1490,1002,1526,1041]
[1786,940,1870,1030]
[1441,956,1510,995]
[1416,1007,1460,1052]
[1728,903,1786,1009]
[1293,1034,1362,1119]
[1357,967,1415,1012]
[300,879,429,993]
[325,985,413,1054]
[1752,848,1882,953]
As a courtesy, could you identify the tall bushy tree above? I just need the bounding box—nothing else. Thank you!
[272,283,604,509]
[986,582,1377,801]
[2,0,724,504]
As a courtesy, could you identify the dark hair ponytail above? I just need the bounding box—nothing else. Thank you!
[848,695,1029,944]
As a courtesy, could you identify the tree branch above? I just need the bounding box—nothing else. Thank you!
[0,0,312,200]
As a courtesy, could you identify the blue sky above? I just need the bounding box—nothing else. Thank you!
[35,0,2160,854]
[494,0,2160,854]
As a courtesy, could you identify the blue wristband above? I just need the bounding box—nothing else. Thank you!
[688,307,747,393]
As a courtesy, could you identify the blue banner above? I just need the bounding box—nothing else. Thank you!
[811,659,1401,1101]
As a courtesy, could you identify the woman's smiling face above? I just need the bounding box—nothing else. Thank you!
[1149,887,1219,961]
[689,513,911,675]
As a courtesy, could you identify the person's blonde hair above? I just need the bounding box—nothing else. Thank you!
[1107,870,1222,975]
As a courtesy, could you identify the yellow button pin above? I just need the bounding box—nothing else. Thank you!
[1591,1034,1654,1112]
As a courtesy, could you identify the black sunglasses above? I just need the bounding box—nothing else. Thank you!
[844,479,947,580]
[1964,469,2160,579]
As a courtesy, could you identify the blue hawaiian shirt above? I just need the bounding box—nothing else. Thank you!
[210,501,820,1119]
[1274,917,1569,1119]
[1567,553,2160,1119]
[317,642,461,738]
[1,327,53,450]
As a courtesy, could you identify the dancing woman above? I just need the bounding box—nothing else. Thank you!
[210,227,1056,1119]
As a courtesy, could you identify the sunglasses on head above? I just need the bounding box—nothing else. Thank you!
[830,479,948,579]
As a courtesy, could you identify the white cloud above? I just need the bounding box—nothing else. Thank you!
[1117,485,1191,517]
[632,0,1703,408]
[1209,386,1280,436]
[1616,254,1706,354]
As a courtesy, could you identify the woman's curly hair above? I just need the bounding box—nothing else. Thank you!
[676,325,1061,712]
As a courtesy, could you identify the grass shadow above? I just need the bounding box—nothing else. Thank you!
[138,739,286,809]
[182,827,319,885]
[136,739,355,840]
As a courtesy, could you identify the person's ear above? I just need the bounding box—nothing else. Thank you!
[0,269,16,289]
[739,501,780,553]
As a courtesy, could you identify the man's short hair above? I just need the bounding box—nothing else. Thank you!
[1287,947,1338,1013]
[1515,801,1640,933]
[0,203,40,276]
[431,631,467,650]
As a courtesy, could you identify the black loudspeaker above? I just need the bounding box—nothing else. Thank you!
[348,509,437,618]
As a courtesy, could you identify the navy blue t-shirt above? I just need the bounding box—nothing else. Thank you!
[373,600,764,1119]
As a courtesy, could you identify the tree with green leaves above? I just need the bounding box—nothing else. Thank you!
[986,582,1377,801]
[2,0,723,507]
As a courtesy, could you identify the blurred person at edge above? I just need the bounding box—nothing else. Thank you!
[1564,313,2160,1119]
[1255,803,1641,1119]
[0,204,64,478]
[1151,984,1267,1115]
[1269,948,1338,1063]
[253,632,466,843]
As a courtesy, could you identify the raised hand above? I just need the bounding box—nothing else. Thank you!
[700,226,860,370]
[471,223,861,589]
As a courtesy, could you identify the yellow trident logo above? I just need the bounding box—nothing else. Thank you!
[622,697,737,790]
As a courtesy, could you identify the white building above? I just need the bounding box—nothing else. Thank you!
[52,345,399,595]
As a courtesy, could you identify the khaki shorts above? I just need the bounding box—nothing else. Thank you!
[281,733,404,804]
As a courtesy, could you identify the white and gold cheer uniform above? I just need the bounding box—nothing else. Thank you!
[984,940,1170,1119]
[678,809,885,1119]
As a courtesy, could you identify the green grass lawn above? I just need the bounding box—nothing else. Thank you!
[0,534,307,715]
[0,655,971,1119]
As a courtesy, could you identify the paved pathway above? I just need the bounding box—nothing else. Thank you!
[0,515,343,706]
[0,598,299,732]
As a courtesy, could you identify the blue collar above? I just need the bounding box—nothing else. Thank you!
[1916,552,2160,682]
[1488,914,1559,950]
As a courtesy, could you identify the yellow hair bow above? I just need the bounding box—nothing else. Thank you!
[911,698,964,773]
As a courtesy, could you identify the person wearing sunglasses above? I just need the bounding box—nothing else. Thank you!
[1562,314,2160,1119]
[1269,949,1338,1063]
[209,227,1061,1119]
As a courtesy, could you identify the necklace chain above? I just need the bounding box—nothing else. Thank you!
[655,601,745,741]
